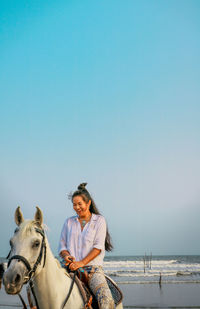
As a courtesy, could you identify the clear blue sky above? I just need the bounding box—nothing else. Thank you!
[0,0,200,256]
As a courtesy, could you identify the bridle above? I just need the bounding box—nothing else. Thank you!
[8,227,46,282]
[7,227,82,309]
[7,227,47,309]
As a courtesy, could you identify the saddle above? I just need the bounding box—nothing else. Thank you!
[73,269,123,309]
[26,268,123,309]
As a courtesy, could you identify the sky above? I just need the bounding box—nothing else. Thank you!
[0,0,200,257]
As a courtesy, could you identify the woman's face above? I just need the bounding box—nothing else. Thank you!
[72,195,91,218]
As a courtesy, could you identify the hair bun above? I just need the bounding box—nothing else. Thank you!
[78,183,88,191]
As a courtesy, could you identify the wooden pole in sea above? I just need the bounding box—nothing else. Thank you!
[150,252,152,269]
[159,272,162,287]
[143,255,146,273]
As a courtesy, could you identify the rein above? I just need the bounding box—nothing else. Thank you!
[61,265,92,309]
[7,227,46,309]
[61,269,77,309]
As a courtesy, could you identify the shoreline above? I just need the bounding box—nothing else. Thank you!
[115,280,200,285]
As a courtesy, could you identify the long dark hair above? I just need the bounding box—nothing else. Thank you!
[71,183,113,252]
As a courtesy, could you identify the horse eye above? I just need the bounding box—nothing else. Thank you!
[33,240,40,248]
[14,228,19,234]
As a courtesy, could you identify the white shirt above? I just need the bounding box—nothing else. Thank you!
[58,213,107,266]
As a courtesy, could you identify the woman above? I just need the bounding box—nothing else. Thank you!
[58,183,115,309]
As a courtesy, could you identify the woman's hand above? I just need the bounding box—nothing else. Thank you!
[64,255,75,265]
[69,261,84,271]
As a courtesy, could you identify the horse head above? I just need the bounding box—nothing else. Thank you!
[3,206,46,295]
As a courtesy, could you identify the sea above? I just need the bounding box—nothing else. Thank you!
[1,255,200,285]
[103,255,200,285]
[1,255,200,308]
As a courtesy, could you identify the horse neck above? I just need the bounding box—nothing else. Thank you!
[32,240,83,309]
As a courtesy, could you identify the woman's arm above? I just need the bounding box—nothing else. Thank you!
[58,220,69,253]
[58,219,76,264]
[69,248,101,271]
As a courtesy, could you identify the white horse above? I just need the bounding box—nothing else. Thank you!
[3,207,123,309]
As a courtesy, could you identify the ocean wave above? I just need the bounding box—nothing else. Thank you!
[104,267,200,280]
[103,260,200,272]
[176,271,200,276]
[105,271,178,278]
[104,256,200,284]
[104,259,180,266]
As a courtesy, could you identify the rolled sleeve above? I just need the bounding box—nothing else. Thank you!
[58,219,68,254]
[93,216,107,250]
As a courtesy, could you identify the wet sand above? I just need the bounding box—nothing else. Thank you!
[0,285,27,308]
[120,283,200,308]
[1,283,200,308]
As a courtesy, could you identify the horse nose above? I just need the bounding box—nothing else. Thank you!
[14,273,21,285]
[3,270,22,286]
[3,269,24,294]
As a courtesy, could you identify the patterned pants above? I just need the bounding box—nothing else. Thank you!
[84,266,115,309]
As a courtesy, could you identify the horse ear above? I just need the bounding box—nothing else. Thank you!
[34,206,43,226]
[15,206,24,226]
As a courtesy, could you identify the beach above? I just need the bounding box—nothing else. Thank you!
[0,286,27,308]
[121,283,200,308]
[1,282,200,308]
[1,255,200,308]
